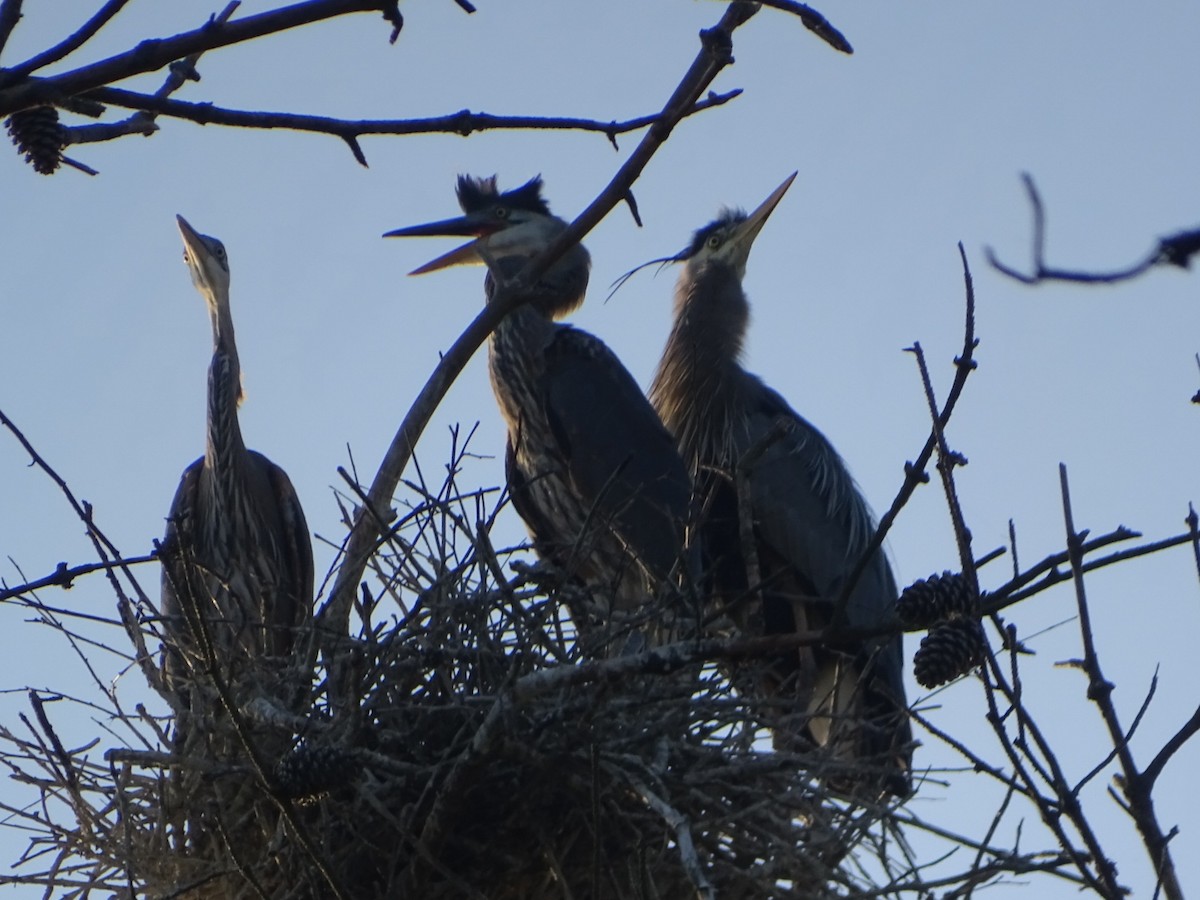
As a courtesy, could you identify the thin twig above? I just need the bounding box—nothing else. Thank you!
[839,243,978,611]
[753,0,852,54]
[907,340,976,590]
[0,556,156,604]
[1058,464,1183,900]
[0,407,158,703]
[0,0,398,117]
[1141,703,1200,789]
[72,86,743,165]
[5,0,131,78]
[976,650,1120,896]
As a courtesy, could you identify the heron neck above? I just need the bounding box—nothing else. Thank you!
[483,242,590,320]
[205,304,247,480]
[651,266,749,454]
[488,303,556,428]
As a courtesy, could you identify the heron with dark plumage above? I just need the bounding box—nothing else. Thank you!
[161,216,314,706]
[385,176,696,652]
[648,174,913,796]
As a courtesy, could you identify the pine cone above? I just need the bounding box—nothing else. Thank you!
[896,571,979,628]
[274,743,361,804]
[913,617,986,688]
[6,106,65,175]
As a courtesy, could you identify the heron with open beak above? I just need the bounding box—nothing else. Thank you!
[386,176,697,653]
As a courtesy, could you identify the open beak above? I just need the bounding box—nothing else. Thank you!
[383,212,498,275]
[727,171,797,262]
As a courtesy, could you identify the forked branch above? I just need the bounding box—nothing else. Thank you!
[987,173,1200,285]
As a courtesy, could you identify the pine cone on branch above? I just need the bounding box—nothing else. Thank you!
[896,570,979,629]
[6,107,65,175]
[913,617,986,688]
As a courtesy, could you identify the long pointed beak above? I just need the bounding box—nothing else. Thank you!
[176,214,204,256]
[383,212,499,276]
[383,214,485,239]
[729,171,797,257]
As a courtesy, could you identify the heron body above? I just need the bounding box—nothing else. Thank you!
[649,175,912,795]
[161,216,314,699]
[386,177,695,649]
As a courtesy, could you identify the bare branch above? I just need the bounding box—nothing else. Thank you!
[1141,702,1200,789]
[838,243,979,613]
[987,173,1199,285]
[27,693,85,820]
[7,0,132,78]
[754,0,852,54]
[0,0,399,117]
[0,407,163,696]
[906,340,976,589]
[977,646,1122,896]
[1059,464,1184,900]
[0,0,22,61]
[68,85,742,164]
[0,556,155,605]
[0,407,149,608]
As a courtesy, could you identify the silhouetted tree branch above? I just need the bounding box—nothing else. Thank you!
[1059,465,1183,899]
[71,86,744,167]
[988,173,1200,285]
[0,0,407,114]
[748,0,853,54]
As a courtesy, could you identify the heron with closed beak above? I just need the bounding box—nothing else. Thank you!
[648,175,912,796]
[161,216,314,707]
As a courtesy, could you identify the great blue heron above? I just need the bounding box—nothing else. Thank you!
[161,216,314,702]
[385,176,695,651]
[648,174,912,796]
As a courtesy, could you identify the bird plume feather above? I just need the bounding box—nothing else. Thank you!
[456,174,550,216]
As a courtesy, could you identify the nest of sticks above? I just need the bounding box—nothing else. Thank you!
[1,451,908,899]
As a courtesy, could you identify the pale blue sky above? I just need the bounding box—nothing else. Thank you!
[2,1,1198,895]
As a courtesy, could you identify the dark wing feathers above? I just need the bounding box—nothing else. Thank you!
[740,382,893,632]
[738,379,911,785]
[160,458,204,622]
[505,433,560,558]
[258,454,315,647]
[541,328,693,584]
[163,452,314,658]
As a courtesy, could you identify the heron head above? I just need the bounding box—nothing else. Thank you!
[383,174,565,274]
[176,215,230,309]
[678,172,796,281]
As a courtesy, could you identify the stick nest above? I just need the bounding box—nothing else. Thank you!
[1,451,905,899]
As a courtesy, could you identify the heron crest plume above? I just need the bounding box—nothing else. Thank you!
[455,174,550,216]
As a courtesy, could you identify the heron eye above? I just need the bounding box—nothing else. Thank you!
[706,234,721,249]
[494,206,509,219]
